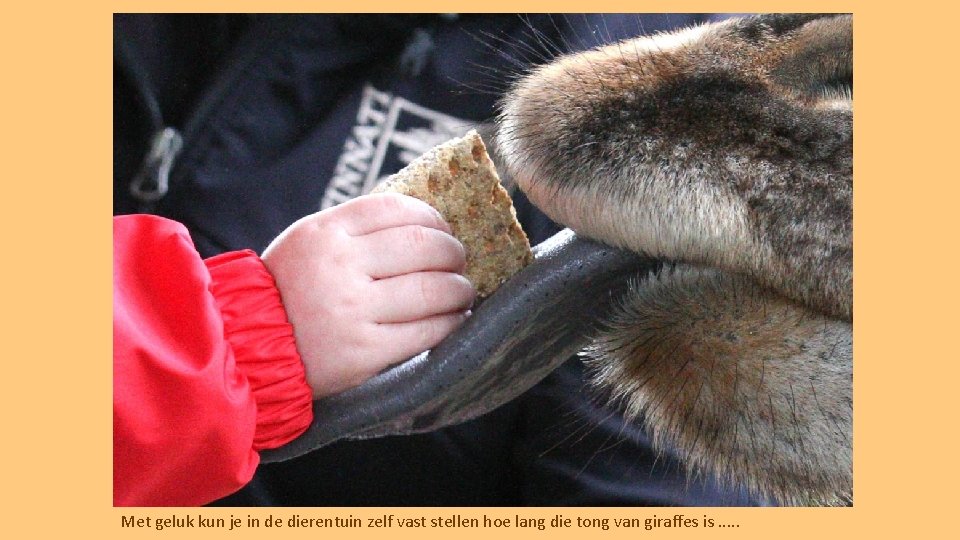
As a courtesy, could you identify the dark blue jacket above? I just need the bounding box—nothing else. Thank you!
[114,13,763,506]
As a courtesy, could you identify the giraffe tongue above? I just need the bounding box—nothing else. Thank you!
[261,228,657,463]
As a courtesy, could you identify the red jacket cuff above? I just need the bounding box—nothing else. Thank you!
[206,250,314,450]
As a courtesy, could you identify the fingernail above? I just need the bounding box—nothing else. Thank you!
[431,209,450,231]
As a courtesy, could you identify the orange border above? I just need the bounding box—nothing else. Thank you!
[4,1,956,538]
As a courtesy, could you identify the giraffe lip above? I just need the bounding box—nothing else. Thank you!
[260,229,656,463]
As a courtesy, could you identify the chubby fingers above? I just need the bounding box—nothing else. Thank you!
[333,193,451,236]
[367,272,476,323]
[371,311,473,364]
[357,225,467,279]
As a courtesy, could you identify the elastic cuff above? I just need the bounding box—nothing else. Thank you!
[206,250,314,450]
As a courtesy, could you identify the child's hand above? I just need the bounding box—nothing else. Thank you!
[262,193,476,399]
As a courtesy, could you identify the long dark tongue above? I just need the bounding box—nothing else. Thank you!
[261,228,655,463]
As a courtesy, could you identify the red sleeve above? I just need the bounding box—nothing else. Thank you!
[113,215,314,506]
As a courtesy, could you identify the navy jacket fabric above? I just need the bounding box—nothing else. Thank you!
[114,13,763,506]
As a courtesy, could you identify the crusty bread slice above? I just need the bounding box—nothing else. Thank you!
[372,130,533,298]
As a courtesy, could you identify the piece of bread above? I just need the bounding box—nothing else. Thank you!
[372,130,533,298]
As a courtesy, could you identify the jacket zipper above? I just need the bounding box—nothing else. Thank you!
[119,16,281,212]
[167,16,284,194]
